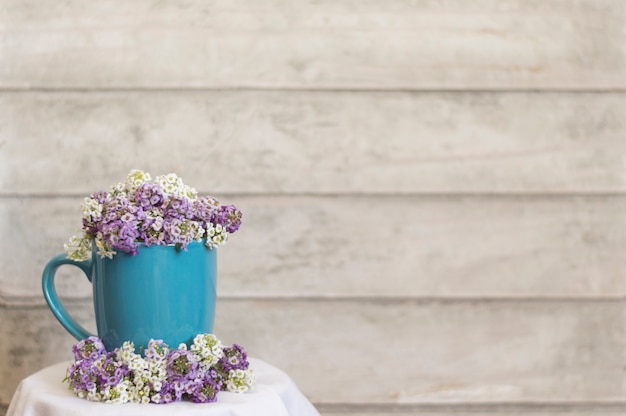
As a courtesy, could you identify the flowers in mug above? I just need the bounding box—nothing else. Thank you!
[65,335,255,404]
[64,170,242,260]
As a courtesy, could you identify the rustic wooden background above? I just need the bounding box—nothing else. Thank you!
[1,1,625,415]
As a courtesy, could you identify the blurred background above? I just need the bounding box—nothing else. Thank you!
[1,1,625,415]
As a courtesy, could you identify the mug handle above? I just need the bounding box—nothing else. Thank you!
[42,254,95,341]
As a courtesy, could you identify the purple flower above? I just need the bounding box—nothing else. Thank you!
[67,361,95,392]
[98,354,129,387]
[91,191,108,205]
[217,344,249,373]
[192,196,220,223]
[72,336,107,362]
[107,194,129,211]
[190,372,222,403]
[163,196,191,220]
[153,385,175,404]
[140,213,165,247]
[120,212,135,223]
[166,349,199,382]
[145,339,169,361]
[134,183,165,209]
[102,211,118,224]
[162,218,199,250]
[218,205,243,233]
[159,391,175,404]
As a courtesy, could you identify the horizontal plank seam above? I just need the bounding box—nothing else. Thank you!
[0,86,626,94]
[5,400,626,414]
[314,400,626,413]
[2,293,625,308]
[2,192,626,199]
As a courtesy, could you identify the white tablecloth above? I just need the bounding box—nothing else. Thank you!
[7,358,320,416]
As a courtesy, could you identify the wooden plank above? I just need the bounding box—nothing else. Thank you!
[215,299,625,403]
[321,413,626,416]
[0,304,94,404]
[1,0,624,89]
[1,91,625,195]
[1,195,624,301]
[320,411,626,416]
[319,401,626,416]
[6,405,626,416]
[0,299,623,404]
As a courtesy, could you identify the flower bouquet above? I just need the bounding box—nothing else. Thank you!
[64,169,242,260]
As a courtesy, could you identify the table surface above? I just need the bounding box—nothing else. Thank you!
[7,358,320,416]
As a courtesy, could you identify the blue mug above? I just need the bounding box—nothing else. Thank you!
[42,241,217,352]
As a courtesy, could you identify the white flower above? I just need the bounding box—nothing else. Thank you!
[64,234,92,261]
[156,173,182,196]
[128,384,151,403]
[226,369,255,393]
[184,186,198,200]
[152,380,163,392]
[107,382,130,404]
[155,172,197,200]
[124,169,152,195]
[80,197,103,220]
[204,224,228,249]
[95,237,115,259]
[191,334,224,367]
[116,341,143,368]
[110,182,126,195]
[86,388,102,402]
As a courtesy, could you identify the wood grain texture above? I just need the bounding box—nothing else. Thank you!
[0,304,94,404]
[1,195,624,300]
[2,0,625,413]
[1,91,625,195]
[318,401,626,415]
[215,300,625,403]
[0,299,623,404]
[320,410,626,416]
[1,0,624,89]
[320,413,626,416]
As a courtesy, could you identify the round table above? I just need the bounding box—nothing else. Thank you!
[7,358,320,416]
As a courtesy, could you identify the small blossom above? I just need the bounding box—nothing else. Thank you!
[72,336,107,362]
[166,349,199,382]
[124,169,152,196]
[64,234,92,261]
[191,334,224,369]
[225,369,255,394]
[218,344,249,372]
[145,339,170,361]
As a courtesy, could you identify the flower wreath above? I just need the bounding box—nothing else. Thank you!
[66,334,255,404]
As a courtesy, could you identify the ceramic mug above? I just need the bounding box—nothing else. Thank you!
[42,241,217,352]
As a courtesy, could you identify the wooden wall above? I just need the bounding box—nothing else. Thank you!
[1,1,625,415]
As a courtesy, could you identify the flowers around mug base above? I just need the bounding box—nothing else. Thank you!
[65,334,255,404]
[64,170,242,261]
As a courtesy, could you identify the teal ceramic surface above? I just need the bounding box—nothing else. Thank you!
[42,241,217,352]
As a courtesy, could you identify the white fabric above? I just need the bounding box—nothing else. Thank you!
[7,358,320,416]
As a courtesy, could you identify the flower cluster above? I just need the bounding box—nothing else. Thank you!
[65,335,255,404]
[64,170,242,260]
